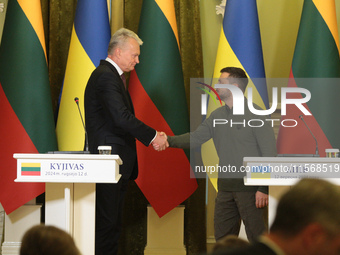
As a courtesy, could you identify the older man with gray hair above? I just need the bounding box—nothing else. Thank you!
[85,28,168,255]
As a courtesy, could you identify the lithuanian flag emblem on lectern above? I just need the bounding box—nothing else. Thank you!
[21,163,41,176]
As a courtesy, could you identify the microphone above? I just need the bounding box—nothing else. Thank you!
[299,115,319,157]
[74,97,89,152]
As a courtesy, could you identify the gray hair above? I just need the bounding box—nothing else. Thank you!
[107,28,143,55]
[270,178,340,236]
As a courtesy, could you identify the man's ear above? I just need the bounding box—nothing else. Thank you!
[300,223,328,250]
[114,47,121,58]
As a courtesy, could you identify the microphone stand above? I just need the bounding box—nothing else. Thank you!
[74,97,89,152]
[299,115,319,157]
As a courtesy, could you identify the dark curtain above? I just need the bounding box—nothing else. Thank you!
[44,0,205,254]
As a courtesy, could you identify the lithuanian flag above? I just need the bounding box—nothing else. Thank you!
[277,0,340,156]
[0,0,57,214]
[21,163,41,176]
[128,0,197,217]
[56,0,110,151]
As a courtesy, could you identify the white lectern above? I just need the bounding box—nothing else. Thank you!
[243,157,340,226]
[13,153,122,255]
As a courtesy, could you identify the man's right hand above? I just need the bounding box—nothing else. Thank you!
[152,131,169,151]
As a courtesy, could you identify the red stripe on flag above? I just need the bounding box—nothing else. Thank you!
[277,70,332,156]
[129,71,197,217]
[21,171,41,176]
[0,84,45,214]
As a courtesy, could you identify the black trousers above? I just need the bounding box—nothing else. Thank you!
[95,178,129,255]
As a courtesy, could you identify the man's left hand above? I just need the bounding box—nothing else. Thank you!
[255,191,268,208]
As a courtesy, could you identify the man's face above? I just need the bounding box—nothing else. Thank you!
[305,226,340,255]
[318,233,340,255]
[216,72,234,101]
[116,38,140,72]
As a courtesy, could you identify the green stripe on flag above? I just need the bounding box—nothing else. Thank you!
[292,0,340,149]
[292,0,340,78]
[21,167,40,172]
[0,0,57,153]
[135,0,189,135]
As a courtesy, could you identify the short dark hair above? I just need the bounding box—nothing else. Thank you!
[213,235,249,252]
[270,179,340,237]
[220,67,248,92]
[20,225,81,255]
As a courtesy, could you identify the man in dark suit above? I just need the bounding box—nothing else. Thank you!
[212,178,340,255]
[84,28,168,255]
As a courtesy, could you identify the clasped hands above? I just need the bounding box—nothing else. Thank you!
[152,131,168,151]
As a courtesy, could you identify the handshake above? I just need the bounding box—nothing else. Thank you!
[152,131,169,151]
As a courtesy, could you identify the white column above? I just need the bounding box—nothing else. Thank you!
[45,183,74,233]
[268,186,290,228]
[0,203,4,253]
[145,206,186,255]
[73,183,96,255]
[2,204,41,255]
[45,183,96,255]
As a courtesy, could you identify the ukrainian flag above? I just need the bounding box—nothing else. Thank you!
[202,0,268,189]
[56,0,111,151]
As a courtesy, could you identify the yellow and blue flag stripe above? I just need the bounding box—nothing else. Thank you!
[56,0,111,151]
[203,0,268,189]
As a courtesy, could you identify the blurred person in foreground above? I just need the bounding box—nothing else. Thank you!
[20,225,81,255]
[212,178,340,255]
[213,235,249,253]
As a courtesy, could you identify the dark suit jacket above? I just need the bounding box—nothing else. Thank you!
[84,60,156,180]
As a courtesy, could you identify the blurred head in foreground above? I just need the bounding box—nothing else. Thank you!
[20,225,81,255]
